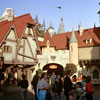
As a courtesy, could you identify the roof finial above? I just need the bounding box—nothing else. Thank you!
[49,15,53,28]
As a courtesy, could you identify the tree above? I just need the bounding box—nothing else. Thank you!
[34,15,46,37]
[65,63,77,75]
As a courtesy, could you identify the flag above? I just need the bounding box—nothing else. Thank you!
[56,6,61,9]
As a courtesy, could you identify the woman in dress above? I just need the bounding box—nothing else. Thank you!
[37,72,49,100]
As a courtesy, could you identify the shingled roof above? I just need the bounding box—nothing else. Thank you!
[0,13,35,44]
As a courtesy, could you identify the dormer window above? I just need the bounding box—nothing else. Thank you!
[84,38,92,44]
[89,38,92,43]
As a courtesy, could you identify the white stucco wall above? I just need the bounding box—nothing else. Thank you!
[3,42,16,61]
[37,46,69,70]
[79,46,100,60]
[3,30,17,62]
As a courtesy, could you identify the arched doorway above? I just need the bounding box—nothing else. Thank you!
[93,69,99,79]
[43,63,64,77]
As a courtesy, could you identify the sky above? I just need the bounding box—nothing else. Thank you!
[0,0,100,32]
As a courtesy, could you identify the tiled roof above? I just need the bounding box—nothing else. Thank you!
[0,21,12,43]
[39,31,55,47]
[0,13,35,44]
[52,33,68,49]
[67,27,100,48]
[14,13,35,38]
[39,27,100,50]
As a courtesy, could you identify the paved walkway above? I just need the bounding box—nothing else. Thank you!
[0,85,100,100]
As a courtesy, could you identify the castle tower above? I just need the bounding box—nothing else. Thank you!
[48,18,54,37]
[69,26,78,65]
[57,17,65,33]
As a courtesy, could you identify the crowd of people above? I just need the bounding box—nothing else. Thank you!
[0,69,17,86]
[31,70,94,100]
[0,69,94,100]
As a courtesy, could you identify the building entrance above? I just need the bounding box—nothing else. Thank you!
[43,63,64,77]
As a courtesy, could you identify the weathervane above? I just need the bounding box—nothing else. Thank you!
[56,6,62,18]
[97,2,100,22]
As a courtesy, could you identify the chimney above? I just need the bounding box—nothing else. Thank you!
[7,8,14,21]
[78,22,83,36]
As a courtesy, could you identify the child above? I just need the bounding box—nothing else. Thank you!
[81,76,86,100]
[86,76,93,100]
[69,89,75,100]
[75,82,82,100]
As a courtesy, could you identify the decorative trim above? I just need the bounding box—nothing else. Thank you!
[33,28,41,53]
[6,39,17,43]
[0,24,14,46]
[17,53,36,60]
[23,38,25,62]
[27,38,34,58]
[4,60,37,65]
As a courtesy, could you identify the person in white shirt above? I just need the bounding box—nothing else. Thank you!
[37,73,49,100]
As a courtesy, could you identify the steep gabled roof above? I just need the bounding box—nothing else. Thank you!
[52,33,68,49]
[0,13,35,44]
[67,27,100,48]
[0,21,12,43]
[39,31,55,47]
[39,27,100,50]
[14,13,35,38]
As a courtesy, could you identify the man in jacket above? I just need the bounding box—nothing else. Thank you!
[64,70,73,100]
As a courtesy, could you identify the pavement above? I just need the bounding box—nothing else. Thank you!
[0,85,100,100]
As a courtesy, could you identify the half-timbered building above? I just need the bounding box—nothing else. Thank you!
[0,13,40,87]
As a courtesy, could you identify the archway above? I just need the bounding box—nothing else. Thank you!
[43,63,64,77]
[93,69,99,79]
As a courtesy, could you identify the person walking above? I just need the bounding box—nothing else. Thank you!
[55,75,62,98]
[51,72,56,97]
[31,70,40,100]
[86,76,93,100]
[64,70,73,100]
[18,74,29,100]
[37,72,49,100]
[81,76,86,100]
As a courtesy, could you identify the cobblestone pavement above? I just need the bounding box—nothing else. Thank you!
[0,85,100,100]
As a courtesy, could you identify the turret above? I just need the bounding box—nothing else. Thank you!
[69,26,78,65]
[48,18,54,37]
[57,17,65,33]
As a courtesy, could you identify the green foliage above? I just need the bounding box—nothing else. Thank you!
[34,15,45,37]
[65,63,77,75]
[38,68,43,76]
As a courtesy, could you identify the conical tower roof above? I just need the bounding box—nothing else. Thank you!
[57,18,65,33]
[69,27,77,43]
[49,18,54,29]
